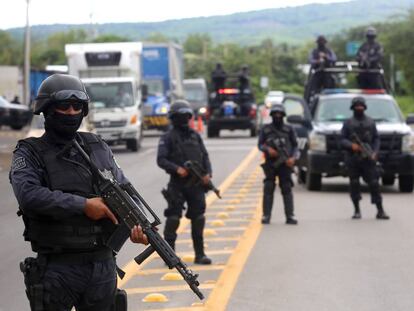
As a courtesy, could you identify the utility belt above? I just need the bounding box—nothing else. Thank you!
[20,249,127,311]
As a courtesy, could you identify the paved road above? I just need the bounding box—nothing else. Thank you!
[1,128,414,311]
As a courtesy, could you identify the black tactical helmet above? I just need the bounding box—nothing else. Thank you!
[269,103,286,116]
[34,74,90,116]
[366,26,377,38]
[350,96,367,110]
[168,100,194,119]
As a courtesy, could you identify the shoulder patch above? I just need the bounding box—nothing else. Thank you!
[12,157,27,172]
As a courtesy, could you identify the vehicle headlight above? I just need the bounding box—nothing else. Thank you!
[198,107,207,114]
[155,105,169,115]
[309,132,326,152]
[402,133,414,153]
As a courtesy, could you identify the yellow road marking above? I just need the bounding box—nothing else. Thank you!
[118,147,259,288]
[204,199,263,311]
[175,236,240,244]
[181,226,248,233]
[125,283,215,295]
[136,265,225,276]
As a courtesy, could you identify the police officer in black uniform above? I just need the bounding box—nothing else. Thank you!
[356,27,384,89]
[9,74,148,311]
[238,65,251,95]
[157,100,212,264]
[211,63,227,93]
[308,35,337,93]
[258,104,299,225]
[341,96,390,220]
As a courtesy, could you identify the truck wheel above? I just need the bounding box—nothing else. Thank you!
[306,172,322,191]
[250,126,257,137]
[207,127,218,138]
[127,139,139,152]
[382,175,395,186]
[399,175,414,193]
[298,168,307,184]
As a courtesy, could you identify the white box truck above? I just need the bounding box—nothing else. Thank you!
[65,42,144,151]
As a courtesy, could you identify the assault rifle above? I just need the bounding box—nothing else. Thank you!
[184,160,222,199]
[265,138,290,169]
[351,132,375,160]
[350,133,384,174]
[72,140,204,300]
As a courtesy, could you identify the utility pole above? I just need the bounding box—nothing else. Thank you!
[390,53,395,93]
[23,0,31,106]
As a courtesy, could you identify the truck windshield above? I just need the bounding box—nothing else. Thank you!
[144,80,164,96]
[315,97,404,123]
[184,87,205,102]
[85,82,134,108]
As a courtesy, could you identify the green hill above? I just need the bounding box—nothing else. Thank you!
[7,0,414,44]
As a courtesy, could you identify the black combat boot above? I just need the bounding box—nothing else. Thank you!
[376,203,390,220]
[164,216,180,250]
[262,194,273,224]
[352,200,361,219]
[191,216,212,265]
[283,193,298,225]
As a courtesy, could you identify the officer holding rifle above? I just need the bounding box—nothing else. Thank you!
[341,96,390,220]
[157,100,213,265]
[9,74,148,311]
[258,104,299,225]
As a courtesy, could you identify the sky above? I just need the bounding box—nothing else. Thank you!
[0,0,348,30]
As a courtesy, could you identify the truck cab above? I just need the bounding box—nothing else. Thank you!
[141,43,184,131]
[183,78,208,118]
[65,42,144,151]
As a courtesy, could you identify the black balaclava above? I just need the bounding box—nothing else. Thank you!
[353,106,365,119]
[271,113,284,127]
[171,114,191,130]
[44,108,83,141]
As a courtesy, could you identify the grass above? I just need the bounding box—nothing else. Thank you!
[396,96,414,116]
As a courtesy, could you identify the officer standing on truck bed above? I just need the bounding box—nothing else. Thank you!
[157,100,212,264]
[258,104,298,225]
[356,26,384,89]
[341,96,390,220]
[308,35,337,93]
[211,63,227,93]
[9,74,148,311]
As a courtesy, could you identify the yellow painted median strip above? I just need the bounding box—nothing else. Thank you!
[204,199,263,311]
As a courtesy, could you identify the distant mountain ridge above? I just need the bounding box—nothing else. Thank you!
[7,0,414,44]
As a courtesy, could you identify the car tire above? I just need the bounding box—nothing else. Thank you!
[11,125,23,130]
[382,175,395,186]
[126,139,139,152]
[306,172,322,191]
[399,175,414,193]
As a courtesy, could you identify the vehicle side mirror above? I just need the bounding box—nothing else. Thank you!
[287,114,311,128]
[141,84,148,102]
[406,114,414,125]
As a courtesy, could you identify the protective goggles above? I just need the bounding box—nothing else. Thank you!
[55,102,84,111]
[176,107,193,115]
[36,90,90,104]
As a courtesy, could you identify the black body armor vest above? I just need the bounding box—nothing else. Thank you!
[262,124,293,160]
[348,116,375,144]
[18,132,115,253]
[169,129,204,168]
